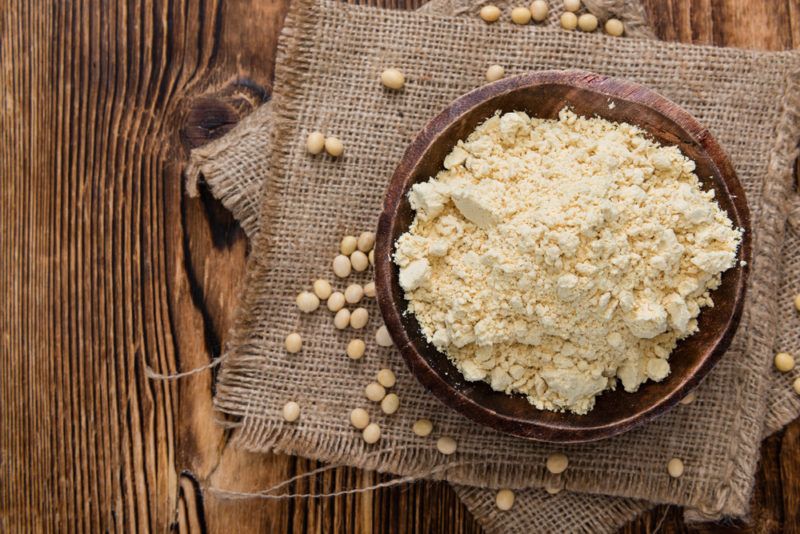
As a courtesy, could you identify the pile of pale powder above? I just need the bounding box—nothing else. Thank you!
[394,108,742,415]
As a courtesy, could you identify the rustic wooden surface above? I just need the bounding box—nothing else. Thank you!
[1,1,798,532]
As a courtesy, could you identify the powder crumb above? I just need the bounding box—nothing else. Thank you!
[394,109,742,414]
[399,259,431,291]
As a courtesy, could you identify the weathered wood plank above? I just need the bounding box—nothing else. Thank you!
[1,1,798,533]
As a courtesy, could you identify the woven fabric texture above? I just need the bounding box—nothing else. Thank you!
[186,107,272,237]
[454,484,650,534]
[767,196,800,433]
[189,0,800,528]
[417,0,655,39]
[191,100,800,533]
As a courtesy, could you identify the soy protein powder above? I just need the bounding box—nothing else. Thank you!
[394,109,742,415]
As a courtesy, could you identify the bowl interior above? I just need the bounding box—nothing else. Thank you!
[376,72,751,442]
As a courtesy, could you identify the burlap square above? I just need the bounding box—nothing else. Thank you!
[187,0,800,528]
[190,107,799,534]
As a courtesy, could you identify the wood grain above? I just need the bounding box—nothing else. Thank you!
[0,0,797,532]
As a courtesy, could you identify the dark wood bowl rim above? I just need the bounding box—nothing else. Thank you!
[375,70,752,443]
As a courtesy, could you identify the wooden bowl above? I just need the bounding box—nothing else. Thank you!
[375,70,751,443]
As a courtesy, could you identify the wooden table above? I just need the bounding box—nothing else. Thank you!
[2,1,799,532]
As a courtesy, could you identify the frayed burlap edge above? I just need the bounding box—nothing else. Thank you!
[418,0,655,39]
[764,195,800,435]
[185,105,273,238]
[690,66,800,521]
[582,0,654,37]
[453,484,652,534]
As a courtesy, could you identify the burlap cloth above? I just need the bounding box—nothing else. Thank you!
[186,0,800,530]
